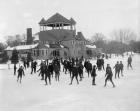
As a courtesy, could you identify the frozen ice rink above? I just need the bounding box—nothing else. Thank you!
[0,54,140,111]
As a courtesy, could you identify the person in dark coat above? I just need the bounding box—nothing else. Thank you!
[69,64,79,85]
[104,64,115,87]
[33,61,37,73]
[63,60,68,74]
[37,62,46,80]
[44,65,51,85]
[119,61,124,77]
[68,62,73,78]
[91,65,97,85]
[87,61,92,77]
[113,61,120,78]
[84,60,88,73]
[96,58,102,70]
[17,66,25,83]
[127,55,133,69]
[54,63,60,81]
[48,63,54,78]
[14,64,17,75]
[77,62,84,81]
[30,60,34,74]
[27,60,30,68]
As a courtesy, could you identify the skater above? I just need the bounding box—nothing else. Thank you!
[33,61,37,73]
[37,61,46,80]
[113,61,120,78]
[87,61,92,77]
[101,57,105,70]
[127,55,133,69]
[96,58,102,71]
[119,61,124,77]
[23,60,27,69]
[30,60,34,74]
[17,66,25,83]
[63,60,68,74]
[68,62,73,78]
[77,62,84,81]
[14,64,17,75]
[48,63,54,78]
[91,65,97,85]
[54,63,60,82]
[44,65,51,85]
[84,60,88,72]
[104,64,115,87]
[69,64,79,85]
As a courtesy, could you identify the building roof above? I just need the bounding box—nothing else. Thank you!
[86,45,96,49]
[45,13,71,27]
[76,32,86,41]
[39,18,46,26]
[70,18,76,25]
[5,43,38,51]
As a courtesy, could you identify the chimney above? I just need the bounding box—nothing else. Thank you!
[26,28,33,45]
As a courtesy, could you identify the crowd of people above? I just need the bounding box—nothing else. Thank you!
[13,55,133,88]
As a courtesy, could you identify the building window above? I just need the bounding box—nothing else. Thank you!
[52,50,59,57]
[42,50,44,55]
[46,50,47,55]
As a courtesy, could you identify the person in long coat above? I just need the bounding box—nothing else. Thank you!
[17,66,25,83]
[44,65,51,85]
[69,64,79,85]
[113,61,120,78]
[91,65,97,85]
[104,64,115,87]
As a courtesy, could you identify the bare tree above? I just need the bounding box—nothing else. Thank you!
[0,42,6,51]
[91,33,106,42]
[111,29,137,44]
[5,34,23,47]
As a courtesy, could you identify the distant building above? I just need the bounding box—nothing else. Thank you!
[5,13,101,59]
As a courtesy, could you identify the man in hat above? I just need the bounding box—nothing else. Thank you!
[104,64,115,87]
[17,66,25,83]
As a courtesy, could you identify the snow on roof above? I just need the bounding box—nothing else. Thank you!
[86,45,96,49]
[45,44,50,48]
[60,45,64,48]
[5,43,38,51]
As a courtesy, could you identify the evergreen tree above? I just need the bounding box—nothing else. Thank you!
[0,51,9,63]
[11,49,19,64]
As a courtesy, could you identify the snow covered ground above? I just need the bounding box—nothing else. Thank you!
[0,54,140,111]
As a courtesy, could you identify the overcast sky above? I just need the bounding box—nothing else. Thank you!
[0,0,139,41]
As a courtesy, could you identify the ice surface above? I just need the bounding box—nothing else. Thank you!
[0,54,140,111]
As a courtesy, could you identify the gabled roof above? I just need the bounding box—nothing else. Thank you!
[39,18,46,25]
[70,18,76,25]
[76,32,86,41]
[45,13,71,27]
